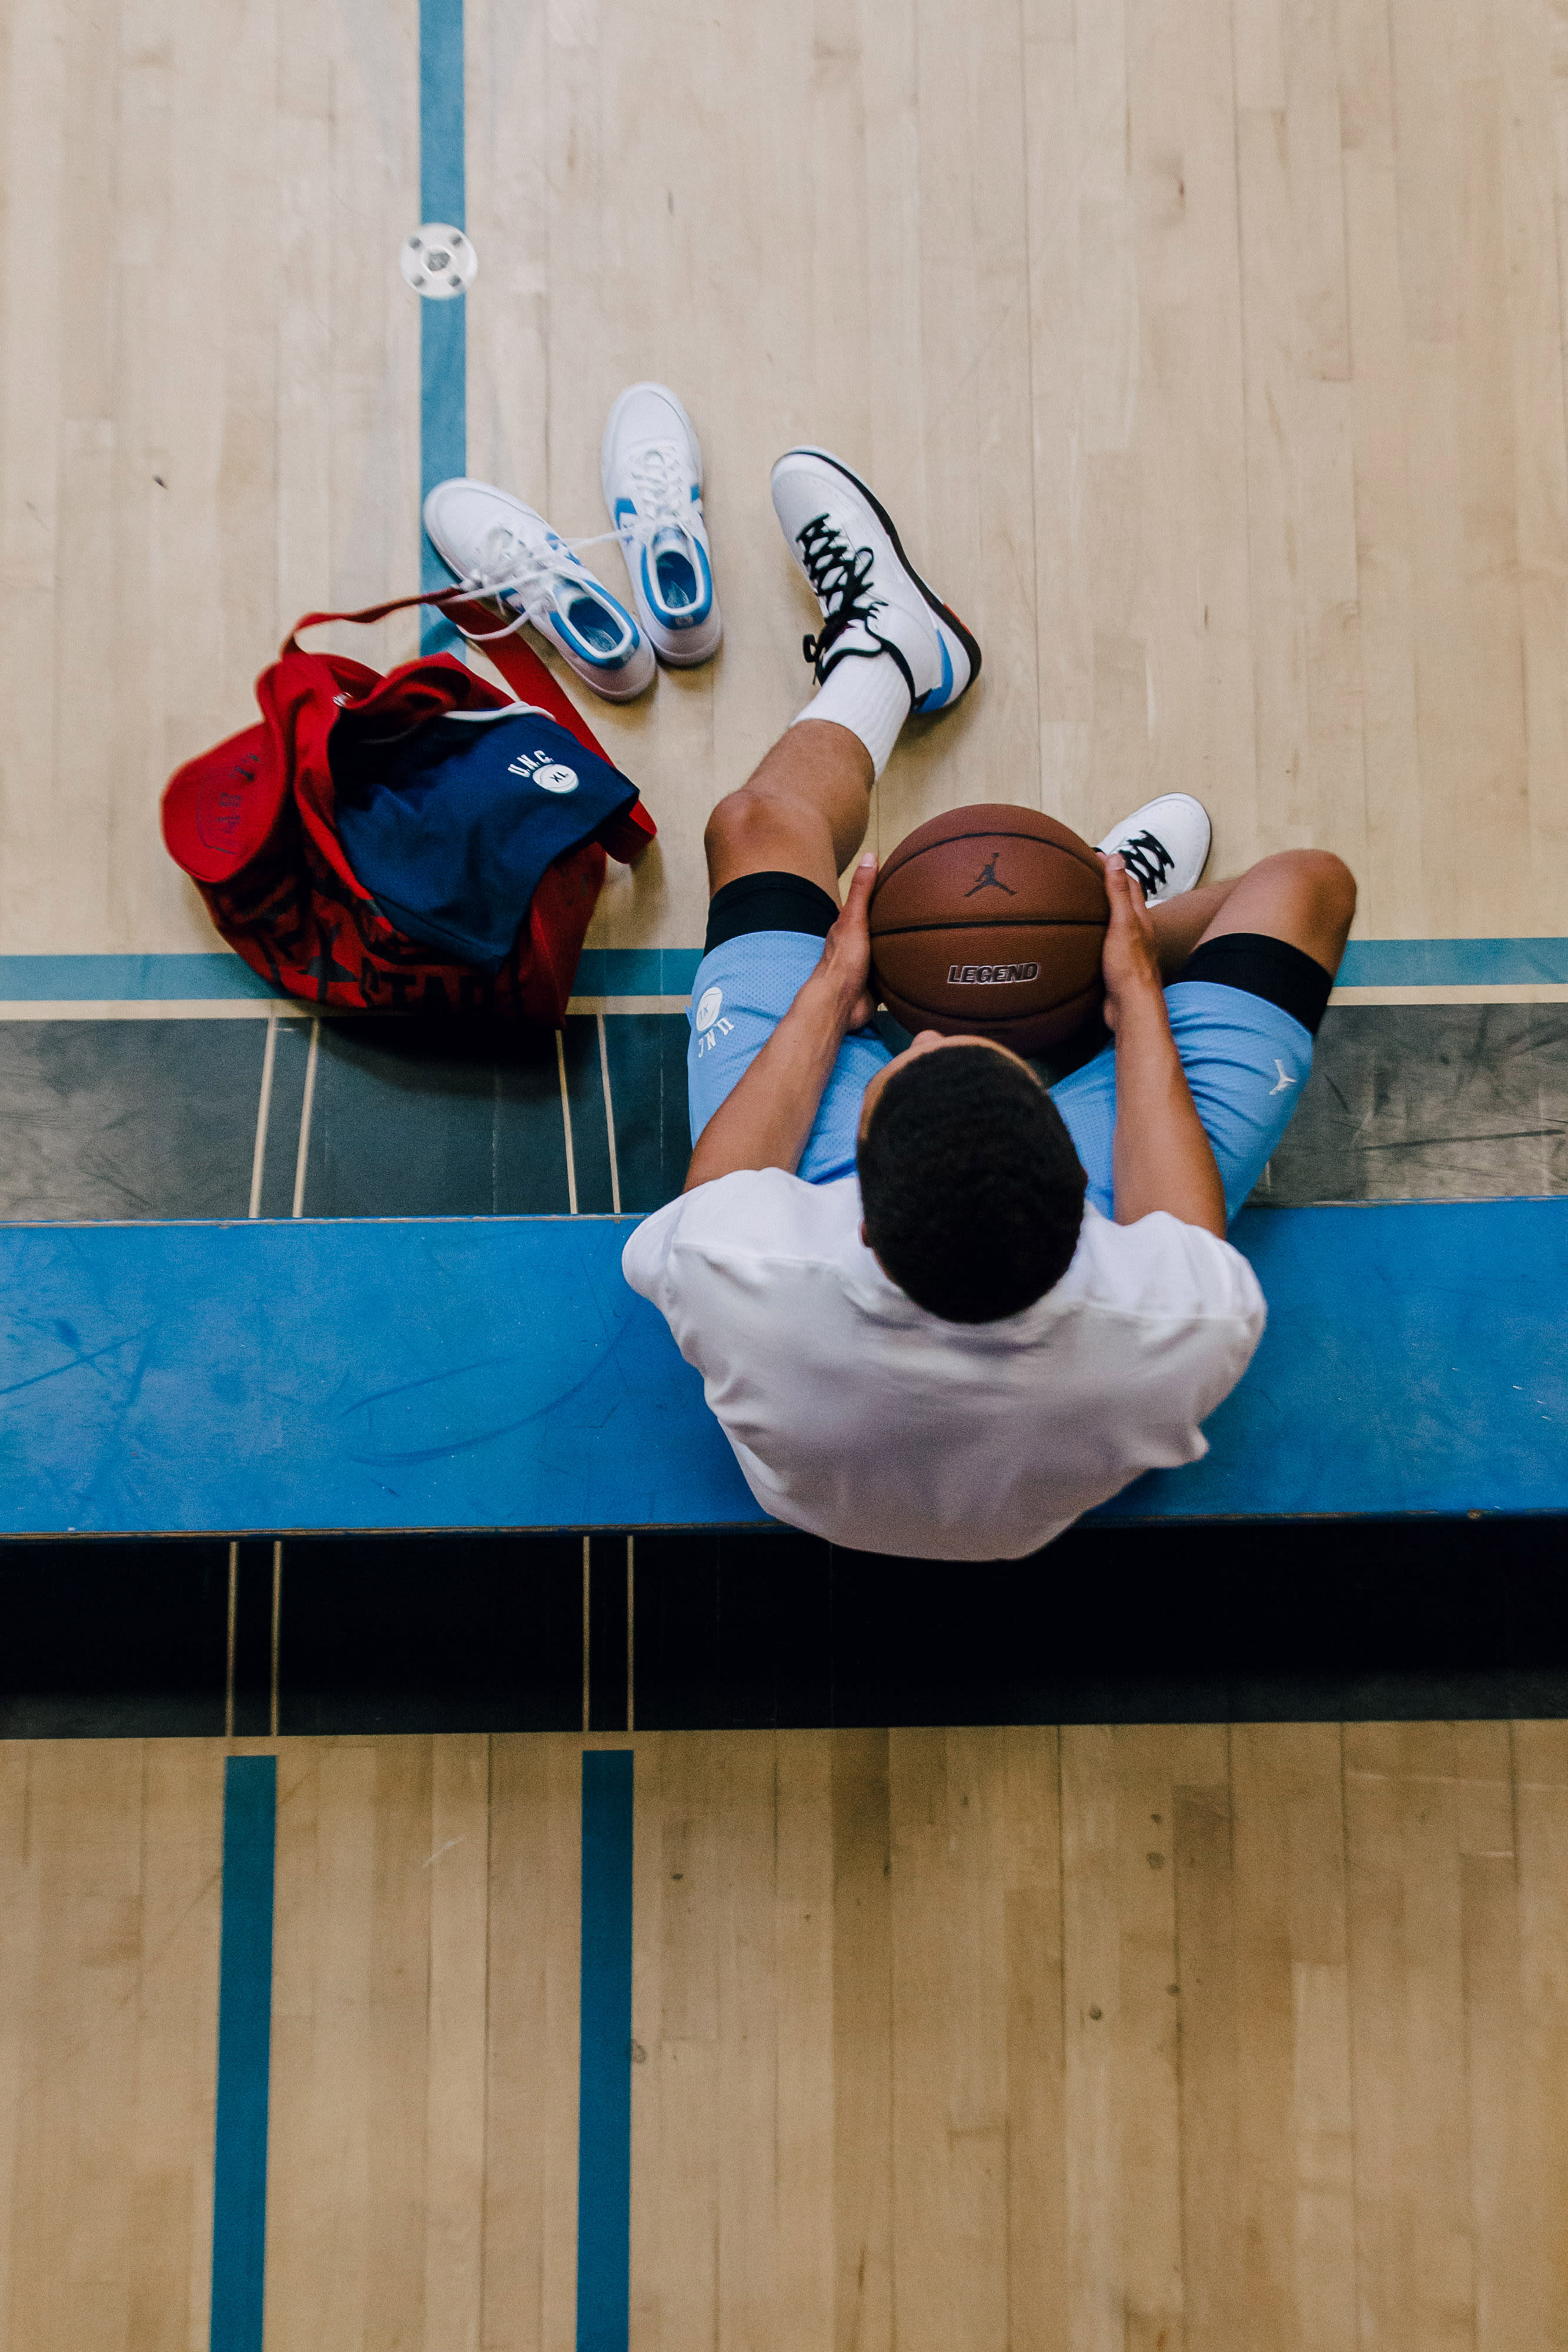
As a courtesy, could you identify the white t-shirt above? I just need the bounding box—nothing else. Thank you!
[621,1171,1266,1561]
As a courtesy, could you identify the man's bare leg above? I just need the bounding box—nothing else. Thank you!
[1149,849,1356,979]
[1148,877,1242,971]
[706,719,1358,990]
[704,719,874,899]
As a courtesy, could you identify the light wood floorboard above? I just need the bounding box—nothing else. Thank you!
[1,1726,1566,2346]
[4,2,1567,957]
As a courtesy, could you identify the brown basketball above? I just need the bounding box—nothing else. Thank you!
[868,803,1109,1053]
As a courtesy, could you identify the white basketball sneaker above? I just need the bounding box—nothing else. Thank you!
[422,477,655,702]
[769,447,981,714]
[600,383,721,666]
[1096,794,1212,903]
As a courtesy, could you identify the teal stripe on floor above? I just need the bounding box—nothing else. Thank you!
[577,1749,634,2352]
[209,1756,277,2352]
[0,942,1558,1002]
[1335,938,1568,985]
[0,954,278,1000]
[0,951,701,1001]
[572,947,702,997]
[419,0,466,656]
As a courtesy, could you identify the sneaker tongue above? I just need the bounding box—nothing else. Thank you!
[476,526,527,581]
[650,523,692,559]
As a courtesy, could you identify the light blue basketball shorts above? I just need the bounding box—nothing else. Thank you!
[686,929,1316,1221]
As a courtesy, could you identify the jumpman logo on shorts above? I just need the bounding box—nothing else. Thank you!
[1269,1059,1295,1095]
[965,851,1015,897]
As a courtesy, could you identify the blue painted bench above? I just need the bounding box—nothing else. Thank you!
[3,1202,1565,1536]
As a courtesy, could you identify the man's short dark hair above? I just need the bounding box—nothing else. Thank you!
[857,1044,1086,1323]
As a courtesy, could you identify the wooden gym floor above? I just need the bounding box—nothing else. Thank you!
[4,1724,1568,2349]
[4,0,1568,2343]
[4,0,1567,957]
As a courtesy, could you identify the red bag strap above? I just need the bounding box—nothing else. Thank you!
[281,584,473,648]
[282,586,626,770]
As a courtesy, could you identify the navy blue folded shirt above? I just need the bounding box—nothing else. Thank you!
[332,705,639,970]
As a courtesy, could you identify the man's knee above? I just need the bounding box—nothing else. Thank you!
[1251,847,1357,929]
[1278,846,1355,917]
[704,786,779,869]
[704,784,830,875]
[704,788,745,867]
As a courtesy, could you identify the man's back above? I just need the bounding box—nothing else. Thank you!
[624,1170,1266,1560]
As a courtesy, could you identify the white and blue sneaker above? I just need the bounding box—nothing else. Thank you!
[600,383,721,666]
[1096,795,1211,903]
[422,476,655,702]
[769,447,981,714]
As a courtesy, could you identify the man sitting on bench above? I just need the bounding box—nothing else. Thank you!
[623,448,1356,1561]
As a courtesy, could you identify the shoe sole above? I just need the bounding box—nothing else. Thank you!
[463,610,654,702]
[547,639,655,701]
[644,611,724,667]
[773,446,983,703]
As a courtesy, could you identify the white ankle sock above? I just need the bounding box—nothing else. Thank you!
[790,652,912,780]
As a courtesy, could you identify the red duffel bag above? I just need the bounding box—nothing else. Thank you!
[161,586,656,1021]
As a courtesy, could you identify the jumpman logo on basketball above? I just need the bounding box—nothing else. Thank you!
[965,851,1015,897]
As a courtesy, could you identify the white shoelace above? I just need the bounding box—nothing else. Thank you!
[618,442,694,544]
[454,522,623,644]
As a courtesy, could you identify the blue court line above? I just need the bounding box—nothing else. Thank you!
[1,943,1562,1002]
[0,954,278,1000]
[209,1756,277,2352]
[577,1750,634,2352]
[419,0,466,656]
[0,951,699,1001]
[1336,938,1568,986]
[571,948,703,998]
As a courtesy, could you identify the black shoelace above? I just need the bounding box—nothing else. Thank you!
[1116,829,1175,896]
[795,512,883,671]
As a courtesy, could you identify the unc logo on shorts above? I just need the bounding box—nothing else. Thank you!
[507,746,580,793]
[693,983,734,1058]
